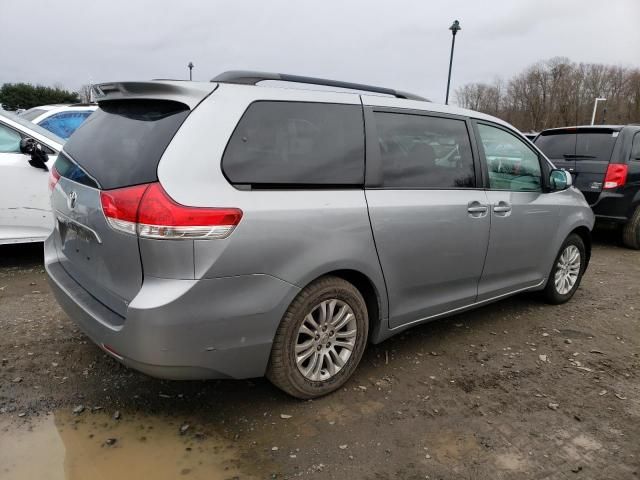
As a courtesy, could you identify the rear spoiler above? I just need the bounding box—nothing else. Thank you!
[94,81,217,109]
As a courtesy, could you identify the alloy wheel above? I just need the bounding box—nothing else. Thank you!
[295,299,357,382]
[554,245,581,295]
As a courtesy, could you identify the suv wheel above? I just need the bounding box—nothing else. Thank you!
[622,206,640,250]
[267,276,368,399]
[543,234,586,304]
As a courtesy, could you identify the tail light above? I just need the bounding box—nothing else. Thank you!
[100,182,242,239]
[603,164,628,189]
[48,166,61,192]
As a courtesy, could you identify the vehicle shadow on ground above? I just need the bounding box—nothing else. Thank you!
[0,242,43,268]
[591,226,625,248]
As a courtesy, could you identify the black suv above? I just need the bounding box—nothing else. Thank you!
[534,125,640,249]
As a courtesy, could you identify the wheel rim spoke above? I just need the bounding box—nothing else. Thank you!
[332,339,354,351]
[329,348,345,368]
[304,313,319,331]
[335,328,357,339]
[333,312,353,331]
[295,338,314,354]
[298,323,315,337]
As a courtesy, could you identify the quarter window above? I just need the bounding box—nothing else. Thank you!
[0,123,21,153]
[222,101,364,186]
[477,124,542,192]
[374,112,475,189]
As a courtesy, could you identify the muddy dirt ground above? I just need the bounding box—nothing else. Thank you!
[1,231,638,479]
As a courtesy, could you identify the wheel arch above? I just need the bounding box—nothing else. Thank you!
[305,269,384,344]
[570,226,592,268]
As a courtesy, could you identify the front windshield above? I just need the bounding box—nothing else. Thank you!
[0,109,64,145]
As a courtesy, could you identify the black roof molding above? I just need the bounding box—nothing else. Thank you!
[211,70,428,101]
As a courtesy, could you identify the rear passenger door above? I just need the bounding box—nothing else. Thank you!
[474,122,560,300]
[364,107,490,329]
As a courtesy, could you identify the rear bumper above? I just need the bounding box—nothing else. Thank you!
[45,235,300,380]
[590,190,635,223]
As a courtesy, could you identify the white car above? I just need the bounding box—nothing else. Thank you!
[0,110,63,244]
[20,104,97,140]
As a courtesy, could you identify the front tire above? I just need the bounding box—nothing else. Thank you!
[543,233,586,304]
[622,206,640,250]
[266,276,368,399]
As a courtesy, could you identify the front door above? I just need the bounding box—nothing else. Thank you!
[475,122,561,300]
[364,109,491,328]
[0,121,54,243]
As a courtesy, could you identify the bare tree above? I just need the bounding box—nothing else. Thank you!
[455,58,640,131]
[77,84,95,103]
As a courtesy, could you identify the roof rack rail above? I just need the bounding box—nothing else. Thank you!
[211,70,427,101]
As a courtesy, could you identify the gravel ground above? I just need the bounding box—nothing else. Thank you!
[0,231,638,479]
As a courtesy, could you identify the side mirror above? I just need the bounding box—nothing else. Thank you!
[20,138,49,171]
[20,137,38,154]
[549,169,572,191]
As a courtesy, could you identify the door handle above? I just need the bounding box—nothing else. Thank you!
[467,205,488,213]
[467,201,488,216]
[493,202,512,214]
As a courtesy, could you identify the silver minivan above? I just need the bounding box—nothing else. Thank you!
[45,71,594,398]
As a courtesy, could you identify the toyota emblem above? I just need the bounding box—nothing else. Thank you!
[67,191,78,210]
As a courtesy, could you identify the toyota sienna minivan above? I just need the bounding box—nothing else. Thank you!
[45,71,594,398]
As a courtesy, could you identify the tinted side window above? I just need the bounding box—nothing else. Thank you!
[477,123,542,192]
[223,102,364,186]
[632,132,640,161]
[375,112,475,189]
[0,123,21,153]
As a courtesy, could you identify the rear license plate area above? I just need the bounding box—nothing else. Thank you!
[57,215,98,244]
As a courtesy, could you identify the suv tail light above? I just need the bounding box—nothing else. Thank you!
[100,183,242,239]
[603,164,628,189]
[48,166,61,192]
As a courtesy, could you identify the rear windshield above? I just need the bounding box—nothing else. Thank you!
[534,132,576,159]
[575,131,617,161]
[62,100,189,190]
[535,129,618,162]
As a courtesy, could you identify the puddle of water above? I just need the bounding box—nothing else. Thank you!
[0,412,254,480]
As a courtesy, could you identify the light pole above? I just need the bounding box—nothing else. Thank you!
[590,97,606,125]
[188,62,194,81]
[445,20,461,105]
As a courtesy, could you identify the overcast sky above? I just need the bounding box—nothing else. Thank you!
[2,0,639,103]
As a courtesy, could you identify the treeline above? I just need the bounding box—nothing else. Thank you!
[0,83,79,111]
[455,57,640,132]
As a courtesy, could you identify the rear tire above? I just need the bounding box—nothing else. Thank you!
[543,233,586,304]
[622,206,640,250]
[266,276,368,399]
